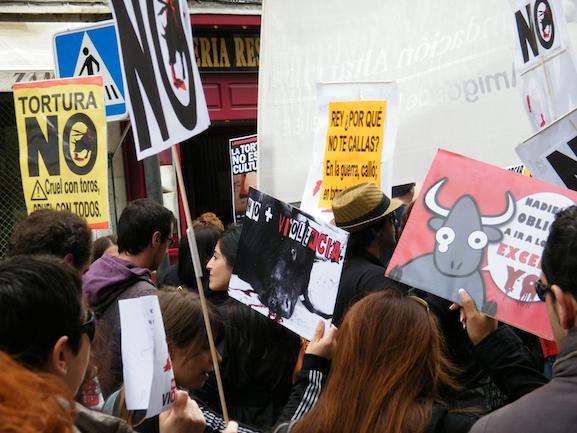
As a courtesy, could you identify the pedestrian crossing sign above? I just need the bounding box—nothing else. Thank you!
[54,21,127,120]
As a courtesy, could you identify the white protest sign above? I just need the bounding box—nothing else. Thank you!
[300,82,398,221]
[516,106,577,189]
[509,0,577,131]
[229,188,349,340]
[109,0,210,159]
[119,296,176,418]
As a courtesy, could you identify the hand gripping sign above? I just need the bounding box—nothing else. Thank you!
[13,76,109,229]
[387,149,577,340]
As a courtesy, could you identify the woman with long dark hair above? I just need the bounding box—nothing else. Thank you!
[200,224,303,429]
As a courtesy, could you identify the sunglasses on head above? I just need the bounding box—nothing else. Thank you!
[408,295,430,312]
[80,310,96,342]
[535,279,551,302]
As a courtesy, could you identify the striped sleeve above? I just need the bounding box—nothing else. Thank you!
[291,369,323,420]
[276,354,330,425]
[200,404,259,433]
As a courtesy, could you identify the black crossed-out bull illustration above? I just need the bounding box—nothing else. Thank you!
[158,0,188,90]
[538,3,554,40]
[71,128,95,162]
[234,191,331,321]
[391,178,515,315]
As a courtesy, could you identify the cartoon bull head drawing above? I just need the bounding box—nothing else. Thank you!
[425,178,515,277]
[391,178,515,315]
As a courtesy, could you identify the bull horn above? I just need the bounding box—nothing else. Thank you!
[424,178,450,217]
[481,192,516,226]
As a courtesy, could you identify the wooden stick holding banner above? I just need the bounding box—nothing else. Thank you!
[112,123,132,159]
[108,0,221,419]
[171,146,229,423]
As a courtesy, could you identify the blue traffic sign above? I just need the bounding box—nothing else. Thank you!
[54,21,127,120]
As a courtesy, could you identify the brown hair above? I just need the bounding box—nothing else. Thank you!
[7,209,92,271]
[157,288,224,355]
[192,212,225,233]
[111,288,225,427]
[0,351,75,433]
[292,291,458,433]
[92,234,117,263]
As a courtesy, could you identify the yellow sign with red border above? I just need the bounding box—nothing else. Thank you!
[13,76,109,229]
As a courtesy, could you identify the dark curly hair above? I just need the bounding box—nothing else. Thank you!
[6,209,91,271]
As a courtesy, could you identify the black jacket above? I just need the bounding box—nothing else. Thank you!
[333,250,401,326]
[194,299,302,429]
[470,327,575,433]
[200,354,329,433]
[427,326,547,433]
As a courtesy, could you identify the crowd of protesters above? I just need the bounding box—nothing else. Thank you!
[0,180,576,433]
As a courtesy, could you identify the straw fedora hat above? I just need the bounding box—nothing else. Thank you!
[331,183,403,232]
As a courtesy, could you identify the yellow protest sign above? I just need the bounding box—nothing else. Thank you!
[13,76,109,229]
[319,100,386,208]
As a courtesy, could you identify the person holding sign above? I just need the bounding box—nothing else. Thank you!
[330,183,404,325]
[274,292,473,433]
[200,225,302,428]
[274,289,547,433]
[0,256,206,433]
[103,288,227,431]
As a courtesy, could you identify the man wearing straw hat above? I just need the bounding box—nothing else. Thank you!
[331,182,405,325]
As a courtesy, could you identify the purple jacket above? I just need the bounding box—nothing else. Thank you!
[83,255,156,398]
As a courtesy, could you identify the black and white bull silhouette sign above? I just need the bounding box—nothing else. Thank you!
[391,178,515,315]
[234,190,339,321]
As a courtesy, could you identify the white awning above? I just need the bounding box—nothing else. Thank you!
[0,2,261,92]
[0,1,260,15]
[0,22,87,91]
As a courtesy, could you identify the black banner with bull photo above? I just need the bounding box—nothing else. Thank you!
[229,188,349,339]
